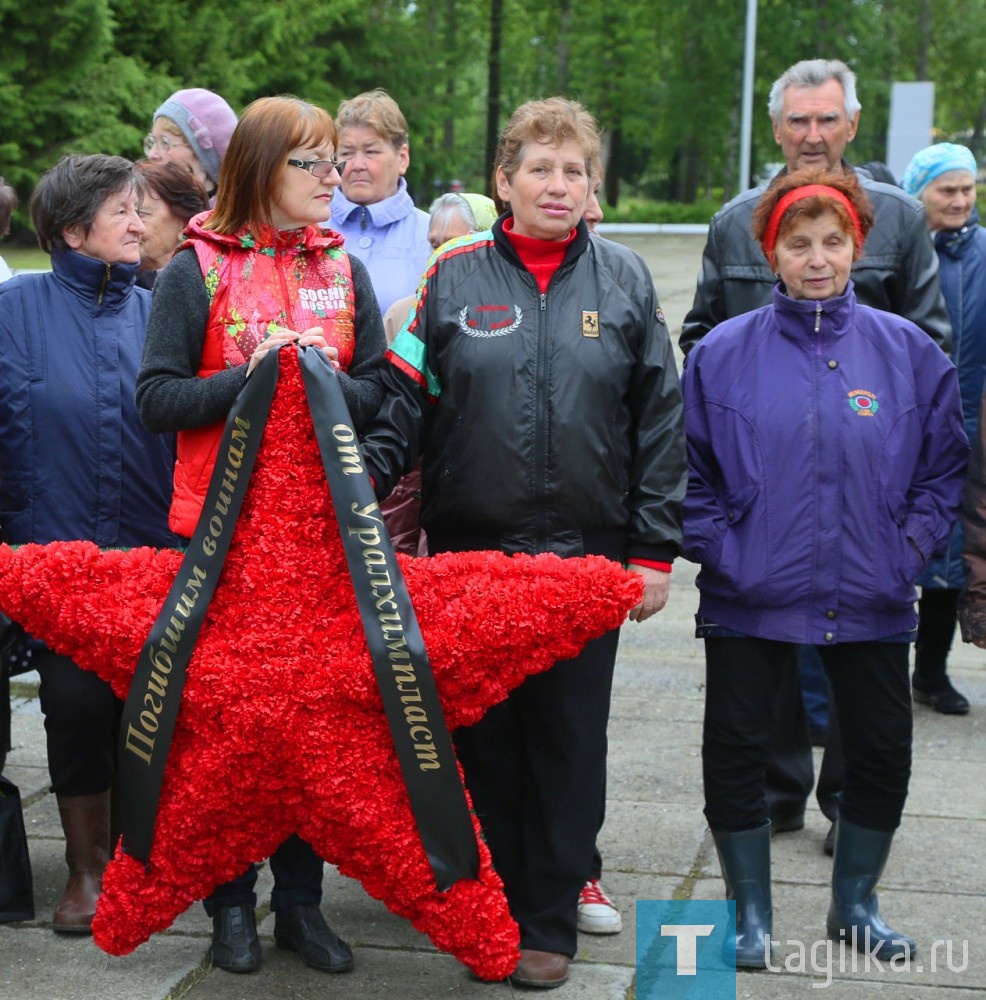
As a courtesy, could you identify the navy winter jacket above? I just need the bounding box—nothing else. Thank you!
[918,211,986,590]
[0,249,179,549]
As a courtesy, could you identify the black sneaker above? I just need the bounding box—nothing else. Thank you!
[209,902,262,973]
[769,806,806,834]
[912,677,970,715]
[274,904,353,973]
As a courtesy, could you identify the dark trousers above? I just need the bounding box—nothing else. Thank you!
[203,834,324,916]
[764,651,844,823]
[588,845,603,882]
[454,627,620,957]
[914,588,960,681]
[703,637,911,833]
[35,650,120,796]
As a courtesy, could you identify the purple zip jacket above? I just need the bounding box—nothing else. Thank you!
[682,281,968,644]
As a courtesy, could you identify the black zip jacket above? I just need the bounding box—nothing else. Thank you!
[360,218,686,564]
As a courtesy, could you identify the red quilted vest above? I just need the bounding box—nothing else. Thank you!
[170,215,356,536]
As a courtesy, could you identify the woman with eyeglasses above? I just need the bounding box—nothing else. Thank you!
[145,88,238,204]
[136,95,386,978]
[329,89,431,316]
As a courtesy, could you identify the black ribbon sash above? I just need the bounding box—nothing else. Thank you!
[298,347,479,890]
[118,353,279,864]
[119,347,479,889]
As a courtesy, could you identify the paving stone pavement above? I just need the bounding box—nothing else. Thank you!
[2,231,984,999]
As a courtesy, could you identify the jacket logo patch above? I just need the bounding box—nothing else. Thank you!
[458,304,522,338]
[848,389,879,416]
[582,311,599,337]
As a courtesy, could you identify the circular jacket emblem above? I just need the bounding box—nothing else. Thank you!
[848,389,879,416]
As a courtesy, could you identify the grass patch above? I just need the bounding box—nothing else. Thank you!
[602,197,722,225]
[2,247,51,272]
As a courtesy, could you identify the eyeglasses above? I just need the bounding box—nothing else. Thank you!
[143,134,190,155]
[286,158,346,179]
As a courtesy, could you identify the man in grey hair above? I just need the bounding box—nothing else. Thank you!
[681,58,949,354]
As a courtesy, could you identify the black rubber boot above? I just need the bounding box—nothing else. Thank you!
[826,817,916,960]
[712,824,772,968]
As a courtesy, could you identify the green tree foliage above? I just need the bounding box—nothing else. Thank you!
[2,0,985,238]
[2,0,115,170]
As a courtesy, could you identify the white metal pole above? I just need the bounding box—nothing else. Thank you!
[739,0,758,192]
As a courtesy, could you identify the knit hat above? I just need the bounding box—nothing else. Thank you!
[153,88,238,187]
[459,193,498,231]
[901,143,977,198]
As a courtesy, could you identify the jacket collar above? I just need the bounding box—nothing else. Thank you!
[492,214,590,273]
[771,280,856,342]
[182,212,345,253]
[50,248,138,310]
[330,177,416,227]
[934,206,980,260]
[772,158,859,184]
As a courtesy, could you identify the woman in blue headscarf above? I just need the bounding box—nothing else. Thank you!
[902,143,984,715]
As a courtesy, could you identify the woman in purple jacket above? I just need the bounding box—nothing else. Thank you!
[682,168,967,969]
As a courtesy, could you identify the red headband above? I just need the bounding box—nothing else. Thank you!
[762,184,863,267]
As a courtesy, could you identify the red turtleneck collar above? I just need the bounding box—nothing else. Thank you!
[502,216,577,293]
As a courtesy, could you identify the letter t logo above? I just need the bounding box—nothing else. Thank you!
[661,924,715,975]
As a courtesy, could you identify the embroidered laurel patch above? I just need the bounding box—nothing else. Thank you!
[457,304,522,338]
[848,389,879,416]
[582,311,600,338]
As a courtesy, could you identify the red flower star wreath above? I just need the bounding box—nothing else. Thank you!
[0,350,643,981]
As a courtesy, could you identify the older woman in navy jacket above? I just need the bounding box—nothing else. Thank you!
[0,155,179,933]
[683,167,967,970]
[902,143,986,715]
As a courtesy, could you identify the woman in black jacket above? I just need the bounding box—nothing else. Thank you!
[360,96,686,989]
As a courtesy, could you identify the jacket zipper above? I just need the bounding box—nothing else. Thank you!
[812,298,837,631]
[534,287,549,550]
[98,263,110,305]
[274,245,292,329]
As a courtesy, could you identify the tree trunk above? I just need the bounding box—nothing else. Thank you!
[969,94,986,161]
[916,0,931,79]
[604,125,622,208]
[557,0,572,93]
[671,139,700,204]
[443,0,457,161]
[485,0,504,196]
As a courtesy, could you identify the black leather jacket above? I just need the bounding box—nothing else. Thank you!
[361,219,686,565]
[679,166,952,356]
